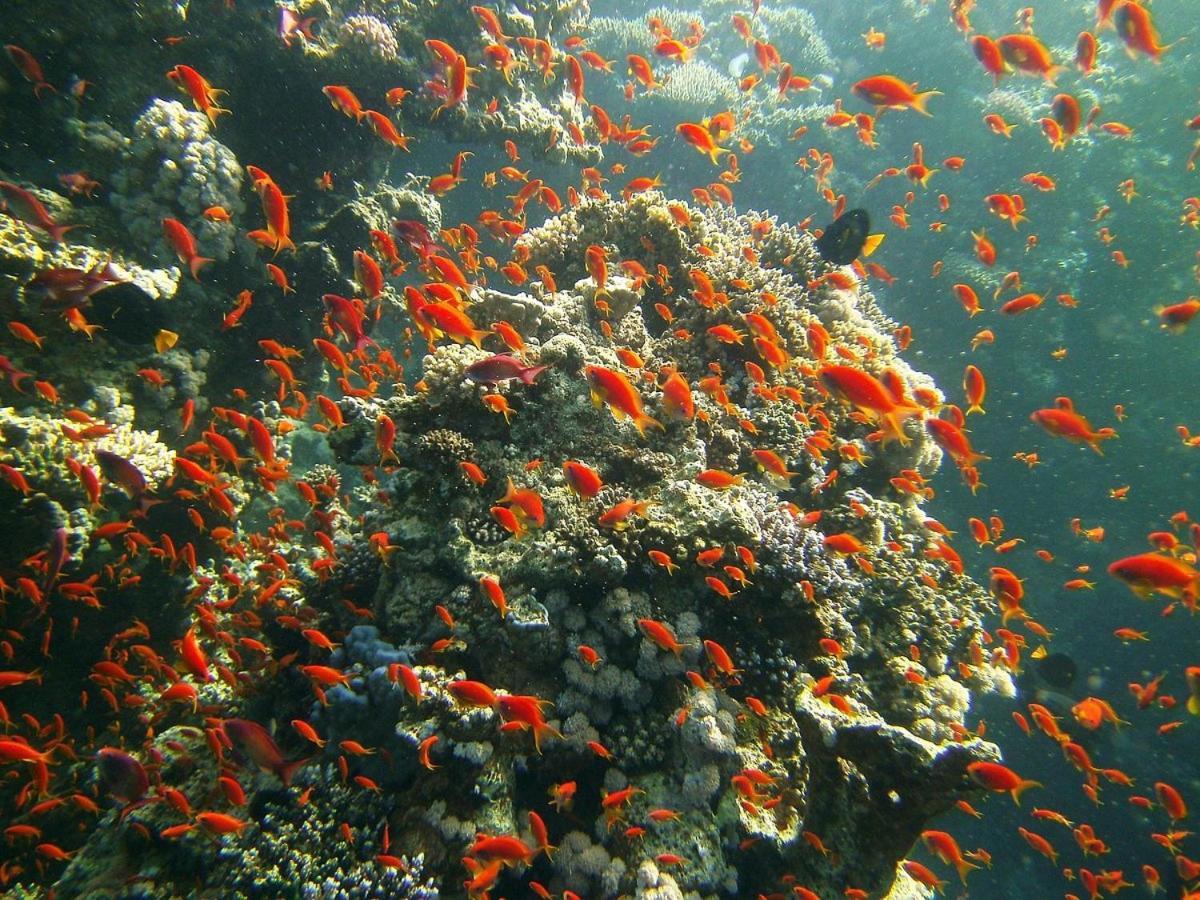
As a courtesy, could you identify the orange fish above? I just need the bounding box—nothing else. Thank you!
[167,64,229,125]
[676,122,728,164]
[971,229,997,266]
[1030,398,1117,454]
[585,365,663,437]
[161,218,214,280]
[259,178,296,254]
[967,761,1041,803]
[1114,1,1176,60]
[995,33,1064,83]
[971,35,1008,84]
[851,75,941,115]
[1108,553,1199,604]
[562,460,603,498]
[322,85,365,121]
[819,364,923,445]
[364,109,410,150]
[954,283,982,316]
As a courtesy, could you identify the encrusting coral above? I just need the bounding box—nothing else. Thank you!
[261,192,1006,897]
[110,99,245,266]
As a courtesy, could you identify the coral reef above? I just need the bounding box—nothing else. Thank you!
[110,99,245,265]
[0,5,1023,897]
[0,213,181,301]
[294,193,1004,896]
[335,14,400,63]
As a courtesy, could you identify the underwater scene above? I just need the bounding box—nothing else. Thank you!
[0,0,1198,896]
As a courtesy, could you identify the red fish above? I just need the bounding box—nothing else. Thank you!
[167,64,230,126]
[4,45,54,97]
[392,219,440,259]
[162,218,214,280]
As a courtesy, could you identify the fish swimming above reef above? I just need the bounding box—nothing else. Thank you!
[392,218,440,259]
[815,207,878,265]
[464,354,548,386]
[29,260,127,309]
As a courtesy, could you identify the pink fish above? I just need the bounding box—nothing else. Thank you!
[0,181,76,242]
[30,261,126,309]
[94,449,148,498]
[0,355,33,391]
[96,747,149,805]
[222,719,308,786]
[321,294,373,351]
[392,218,440,259]
[465,354,548,386]
[278,6,318,47]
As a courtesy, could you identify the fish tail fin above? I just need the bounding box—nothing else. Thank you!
[911,90,942,116]
[33,81,56,100]
[469,328,492,350]
[634,413,665,437]
[353,334,376,353]
[519,364,549,385]
[880,415,911,446]
[1044,65,1067,86]
[189,255,215,281]
[1090,428,1118,454]
[532,722,562,754]
[272,234,297,256]
[47,223,80,244]
[955,858,979,885]
[1159,36,1187,58]
[206,105,232,127]
[1011,778,1042,805]
[276,756,311,787]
